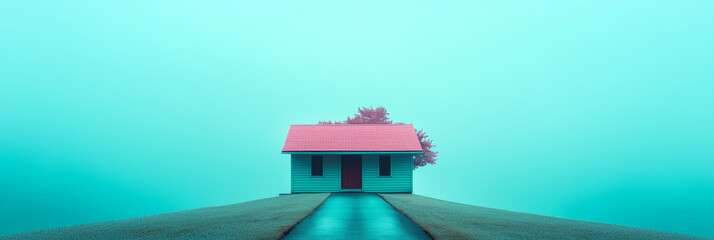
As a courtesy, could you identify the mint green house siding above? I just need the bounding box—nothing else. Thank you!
[361,154,413,193]
[290,153,414,193]
[290,154,341,192]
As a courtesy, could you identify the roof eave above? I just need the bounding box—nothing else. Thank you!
[282,151,423,155]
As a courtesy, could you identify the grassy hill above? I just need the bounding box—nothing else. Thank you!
[0,194,329,240]
[2,193,708,240]
[380,194,709,240]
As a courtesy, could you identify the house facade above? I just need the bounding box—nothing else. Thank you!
[282,124,423,193]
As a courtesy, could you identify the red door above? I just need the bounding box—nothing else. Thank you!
[341,155,362,189]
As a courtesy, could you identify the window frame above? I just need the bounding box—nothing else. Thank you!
[378,155,391,177]
[311,155,324,177]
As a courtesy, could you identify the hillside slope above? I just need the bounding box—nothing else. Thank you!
[380,194,709,240]
[0,193,329,240]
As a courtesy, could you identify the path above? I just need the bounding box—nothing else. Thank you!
[282,193,431,240]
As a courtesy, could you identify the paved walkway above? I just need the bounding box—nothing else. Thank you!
[282,193,431,240]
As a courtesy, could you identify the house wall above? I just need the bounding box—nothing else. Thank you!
[291,154,341,192]
[362,154,413,193]
[290,153,413,193]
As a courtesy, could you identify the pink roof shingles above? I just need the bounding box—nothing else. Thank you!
[282,124,423,152]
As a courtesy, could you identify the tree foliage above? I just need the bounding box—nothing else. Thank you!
[319,106,437,169]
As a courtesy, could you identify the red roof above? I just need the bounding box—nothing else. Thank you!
[282,124,423,152]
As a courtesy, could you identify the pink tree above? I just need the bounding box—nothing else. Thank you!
[413,129,437,168]
[320,106,437,169]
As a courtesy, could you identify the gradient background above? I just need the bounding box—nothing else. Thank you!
[1,0,713,238]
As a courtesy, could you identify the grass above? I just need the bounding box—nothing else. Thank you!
[0,193,329,240]
[5,193,708,240]
[380,194,709,240]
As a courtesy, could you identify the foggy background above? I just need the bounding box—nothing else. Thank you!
[1,1,712,237]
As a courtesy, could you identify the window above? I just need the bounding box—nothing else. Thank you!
[311,156,323,176]
[379,155,391,176]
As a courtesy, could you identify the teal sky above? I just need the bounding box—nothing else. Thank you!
[1,0,713,238]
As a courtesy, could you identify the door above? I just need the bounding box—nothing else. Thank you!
[341,155,362,189]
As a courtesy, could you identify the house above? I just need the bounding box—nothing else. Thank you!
[282,124,423,193]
